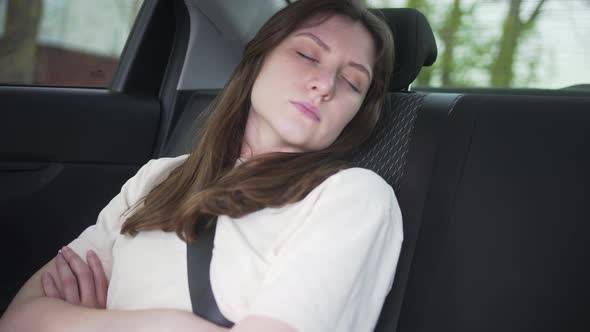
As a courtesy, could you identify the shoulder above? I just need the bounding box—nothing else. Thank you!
[309,167,401,226]
[316,167,402,234]
[137,154,189,181]
[121,154,189,203]
[322,167,395,201]
[332,167,390,186]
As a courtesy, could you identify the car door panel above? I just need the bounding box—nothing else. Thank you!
[0,0,182,313]
[0,87,160,312]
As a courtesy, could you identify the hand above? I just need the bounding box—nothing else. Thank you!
[41,246,108,309]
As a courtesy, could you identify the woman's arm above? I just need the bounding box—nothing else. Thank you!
[1,266,285,332]
[1,244,107,324]
[2,257,57,314]
[0,252,289,332]
[0,254,226,332]
[1,296,226,332]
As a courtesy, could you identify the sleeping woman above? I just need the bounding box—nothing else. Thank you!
[0,0,402,331]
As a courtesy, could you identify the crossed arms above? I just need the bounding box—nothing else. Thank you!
[0,248,296,332]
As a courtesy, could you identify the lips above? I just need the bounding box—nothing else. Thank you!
[290,101,320,122]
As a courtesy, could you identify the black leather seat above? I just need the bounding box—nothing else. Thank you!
[365,10,590,332]
[396,94,590,332]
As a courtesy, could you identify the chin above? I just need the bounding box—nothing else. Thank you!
[272,121,309,146]
[281,138,311,153]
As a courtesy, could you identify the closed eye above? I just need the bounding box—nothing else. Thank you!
[297,51,318,63]
[342,76,360,93]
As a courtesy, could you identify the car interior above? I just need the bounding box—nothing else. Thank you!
[1,0,589,331]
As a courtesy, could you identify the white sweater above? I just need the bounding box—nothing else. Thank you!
[68,154,403,332]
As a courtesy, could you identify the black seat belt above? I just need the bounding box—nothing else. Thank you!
[187,222,235,328]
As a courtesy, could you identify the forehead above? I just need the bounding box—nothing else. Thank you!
[289,14,376,67]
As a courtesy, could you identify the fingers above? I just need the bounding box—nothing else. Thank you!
[87,250,108,309]
[41,272,62,299]
[59,246,97,308]
[55,250,80,304]
[46,246,108,309]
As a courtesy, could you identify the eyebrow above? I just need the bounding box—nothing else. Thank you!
[294,32,372,81]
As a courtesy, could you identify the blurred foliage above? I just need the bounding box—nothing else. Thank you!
[0,0,43,84]
[366,0,554,88]
[490,0,547,87]
[0,0,143,86]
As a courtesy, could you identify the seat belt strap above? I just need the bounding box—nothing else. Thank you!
[187,222,234,328]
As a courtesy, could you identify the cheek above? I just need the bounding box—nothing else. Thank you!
[323,101,362,140]
[268,52,300,77]
[251,63,284,108]
[256,57,304,101]
[338,97,364,125]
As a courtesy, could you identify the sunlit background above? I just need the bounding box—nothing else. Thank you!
[367,0,590,89]
[0,0,588,89]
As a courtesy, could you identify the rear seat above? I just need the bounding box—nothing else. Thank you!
[161,7,450,331]
[396,94,590,332]
[161,7,590,332]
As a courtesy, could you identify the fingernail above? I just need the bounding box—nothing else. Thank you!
[56,252,64,263]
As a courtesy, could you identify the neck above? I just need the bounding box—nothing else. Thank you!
[240,108,301,161]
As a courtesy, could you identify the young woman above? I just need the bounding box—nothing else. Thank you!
[0,0,402,331]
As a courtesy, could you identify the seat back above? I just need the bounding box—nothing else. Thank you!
[161,7,443,332]
[368,92,461,331]
[397,94,590,332]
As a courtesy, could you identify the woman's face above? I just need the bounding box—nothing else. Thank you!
[243,14,376,157]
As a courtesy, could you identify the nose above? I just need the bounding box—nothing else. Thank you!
[306,68,336,101]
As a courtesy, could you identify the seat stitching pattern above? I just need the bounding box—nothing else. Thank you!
[351,93,425,192]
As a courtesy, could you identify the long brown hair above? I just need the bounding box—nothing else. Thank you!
[121,0,395,242]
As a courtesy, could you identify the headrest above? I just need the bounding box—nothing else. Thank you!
[370,8,437,91]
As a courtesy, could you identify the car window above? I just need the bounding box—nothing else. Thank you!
[366,0,590,89]
[0,0,143,88]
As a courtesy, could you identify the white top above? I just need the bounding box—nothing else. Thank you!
[68,155,403,332]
